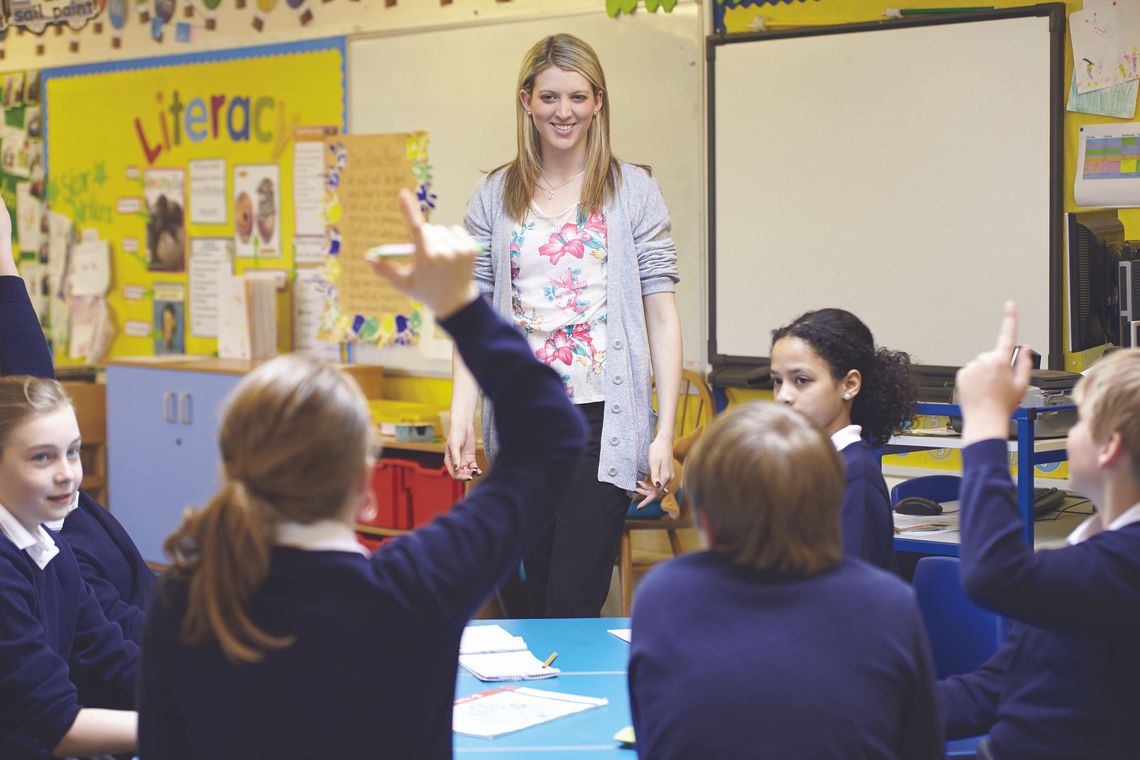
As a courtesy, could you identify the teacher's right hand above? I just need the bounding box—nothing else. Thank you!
[444,421,480,481]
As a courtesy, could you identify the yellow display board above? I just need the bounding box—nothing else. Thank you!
[43,38,345,360]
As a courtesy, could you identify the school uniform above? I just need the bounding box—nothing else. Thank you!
[0,274,155,643]
[629,552,943,760]
[938,439,1140,759]
[138,297,586,759]
[0,506,138,760]
[833,425,898,572]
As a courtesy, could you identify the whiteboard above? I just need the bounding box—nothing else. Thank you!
[349,5,704,373]
[710,8,1063,371]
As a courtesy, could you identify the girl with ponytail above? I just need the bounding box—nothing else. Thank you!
[138,190,586,759]
[770,308,915,572]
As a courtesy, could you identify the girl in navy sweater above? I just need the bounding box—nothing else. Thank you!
[770,308,913,570]
[138,190,585,759]
[0,376,138,758]
[629,401,942,759]
[0,212,155,644]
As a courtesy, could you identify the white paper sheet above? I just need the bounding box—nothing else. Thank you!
[453,687,607,739]
[69,238,111,297]
[188,238,232,338]
[293,139,326,237]
[607,629,632,644]
[1074,122,1140,208]
[460,625,527,655]
[189,159,227,224]
[15,182,42,253]
[1071,3,1140,94]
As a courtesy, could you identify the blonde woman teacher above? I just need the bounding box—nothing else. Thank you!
[449,34,682,617]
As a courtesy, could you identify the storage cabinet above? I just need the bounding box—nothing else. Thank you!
[107,358,383,565]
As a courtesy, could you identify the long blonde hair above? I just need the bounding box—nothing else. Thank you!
[164,354,374,664]
[500,34,622,222]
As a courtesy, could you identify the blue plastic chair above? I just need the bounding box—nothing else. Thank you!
[891,474,961,506]
[912,556,1004,679]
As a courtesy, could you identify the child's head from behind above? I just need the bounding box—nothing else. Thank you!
[685,401,844,576]
[166,354,374,664]
[0,377,81,530]
[771,308,914,448]
[1070,349,1140,494]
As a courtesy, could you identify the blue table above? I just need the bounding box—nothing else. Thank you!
[455,618,634,757]
[454,618,982,758]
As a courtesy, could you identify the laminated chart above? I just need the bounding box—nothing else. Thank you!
[1075,123,1140,208]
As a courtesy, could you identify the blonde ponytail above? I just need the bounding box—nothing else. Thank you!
[163,354,374,664]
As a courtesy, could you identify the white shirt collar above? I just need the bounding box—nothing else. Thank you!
[1067,501,1140,545]
[43,492,80,533]
[830,424,863,452]
[276,519,368,557]
[0,502,60,570]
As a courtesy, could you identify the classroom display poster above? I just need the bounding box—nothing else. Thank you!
[233,164,280,258]
[144,168,186,272]
[43,39,345,361]
[1075,123,1140,207]
[319,131,430,348]
[152,282,186,355]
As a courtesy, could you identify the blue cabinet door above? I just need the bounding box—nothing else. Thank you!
[107,366,241,564]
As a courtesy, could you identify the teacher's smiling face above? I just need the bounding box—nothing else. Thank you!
[520,66,602,160]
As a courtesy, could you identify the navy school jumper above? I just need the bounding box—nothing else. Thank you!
[0,275,155,643]
[629,552,943,759]
[0,529,139,759]
[839,438,899,572]
[938,439,1140,759]
[138,297,586,759]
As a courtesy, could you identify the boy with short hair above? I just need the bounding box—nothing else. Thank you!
[940,304,1140,759]
[628,401,942,760]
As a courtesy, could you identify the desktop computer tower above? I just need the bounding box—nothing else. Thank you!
[1120,260,1140,348]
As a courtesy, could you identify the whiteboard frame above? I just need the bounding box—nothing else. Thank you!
[706,4,1066,382]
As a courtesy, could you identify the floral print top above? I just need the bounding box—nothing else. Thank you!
[511,202,608,402]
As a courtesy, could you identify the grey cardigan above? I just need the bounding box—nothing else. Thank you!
[463,162,679,491]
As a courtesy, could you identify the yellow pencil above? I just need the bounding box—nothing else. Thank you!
[542,651,558,668]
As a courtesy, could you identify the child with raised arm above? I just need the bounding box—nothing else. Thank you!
[629,401,942,760]
[0,375,138,758]
[0,200,155,644]
[138,190,586,759]
[938,304,1140,759]
[770,308,914,570]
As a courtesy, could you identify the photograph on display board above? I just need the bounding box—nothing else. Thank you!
[234,164,280,258]
[23,71,40,104]
[144,168,187,272]
[153,299,185,355]
[4,73,24,108]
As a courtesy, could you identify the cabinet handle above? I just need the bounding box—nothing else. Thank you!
[179,392,193,425]
[163,391,176,423]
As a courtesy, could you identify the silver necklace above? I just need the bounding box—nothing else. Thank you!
[539,170,586,200]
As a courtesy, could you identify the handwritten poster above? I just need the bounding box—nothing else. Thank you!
[319,132,432,348]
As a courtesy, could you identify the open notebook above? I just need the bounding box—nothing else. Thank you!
[459,624,560,681]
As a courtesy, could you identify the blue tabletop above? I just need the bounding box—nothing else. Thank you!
[453,618,984,758]
[455,618,633,757]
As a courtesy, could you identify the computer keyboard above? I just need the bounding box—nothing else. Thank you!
[1033,487,1067,517]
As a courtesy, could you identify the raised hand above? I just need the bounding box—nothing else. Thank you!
[367,189,479,320]
[955,301,1033,445]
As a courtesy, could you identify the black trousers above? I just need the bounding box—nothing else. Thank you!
[523,401,632,618]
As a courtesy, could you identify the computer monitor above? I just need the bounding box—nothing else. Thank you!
[1120,257,1140,348]
[1067,210,1124,354]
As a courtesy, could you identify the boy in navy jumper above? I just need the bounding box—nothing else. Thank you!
[138,190,585,759]
[0,201,155,644]
[938,304,1140,759]
[629,401,942,760]
[0,376,139,758]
